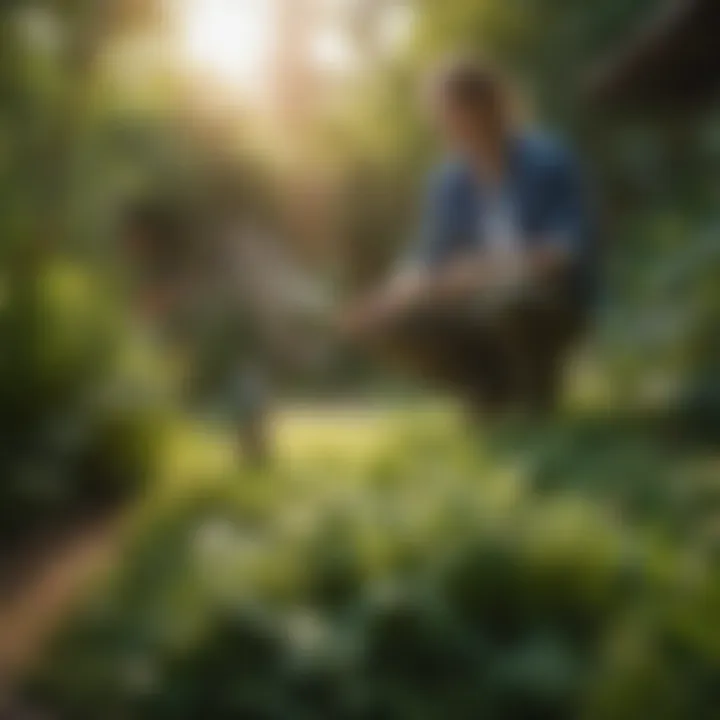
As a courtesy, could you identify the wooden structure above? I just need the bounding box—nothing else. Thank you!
[591,0,720,107]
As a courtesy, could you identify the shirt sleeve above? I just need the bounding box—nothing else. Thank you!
[541,149,594,260]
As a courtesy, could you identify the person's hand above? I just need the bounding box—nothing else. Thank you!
[336,299,376,339]
[338,291,398,340]
[338,273,425,341]
[430,256,489,303]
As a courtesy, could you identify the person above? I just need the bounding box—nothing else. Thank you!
[120,203,274,465]
[343,58,597,416]
[120,201,193,334]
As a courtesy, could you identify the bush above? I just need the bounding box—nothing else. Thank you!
[0,260,175,543]
[28,427,720,720]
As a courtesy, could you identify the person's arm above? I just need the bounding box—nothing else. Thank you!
[525,147,592,284]
[340,167,459,337]
[405,162,590,306]
[423,144,592,301]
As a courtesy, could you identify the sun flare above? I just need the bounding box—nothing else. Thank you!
[181,0,277,95]
[178,0,411,105]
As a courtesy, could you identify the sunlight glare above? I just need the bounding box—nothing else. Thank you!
[379,3,415,54]
[182,0,276,95]
[310,30,357,75]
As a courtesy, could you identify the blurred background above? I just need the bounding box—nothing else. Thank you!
[1,0,719,718]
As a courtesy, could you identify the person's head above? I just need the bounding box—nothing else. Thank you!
[428,57,516,160]
[122,201,181,276]
[122,201,191,319]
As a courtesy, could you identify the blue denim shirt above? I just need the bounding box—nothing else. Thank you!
[411,133,598,307]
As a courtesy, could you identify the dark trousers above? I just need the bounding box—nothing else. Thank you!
[363,287,585,415]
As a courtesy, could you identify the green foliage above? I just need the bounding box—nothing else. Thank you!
[27,414,720,719]
[2,1,720,717]
[0,0,275,544]
[0,260,175,541]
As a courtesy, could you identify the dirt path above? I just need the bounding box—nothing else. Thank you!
[0,512,126,698]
